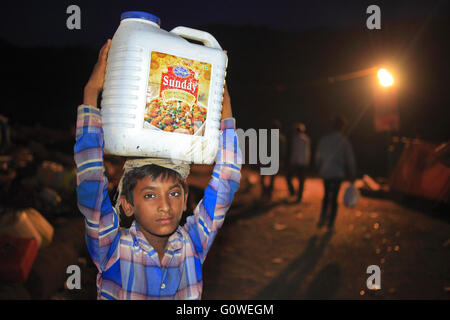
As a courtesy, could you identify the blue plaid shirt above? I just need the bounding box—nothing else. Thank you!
[74,105,241,299]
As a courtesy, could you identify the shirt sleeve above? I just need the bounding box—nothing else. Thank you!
[74,104,120,272]
[183,117,242,263]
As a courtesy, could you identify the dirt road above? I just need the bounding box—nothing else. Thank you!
[202,170,450,299]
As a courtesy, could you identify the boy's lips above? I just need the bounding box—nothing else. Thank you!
[156,217,174,225]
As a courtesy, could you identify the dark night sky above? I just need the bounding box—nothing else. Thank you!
[0,0,448,47]
[1,1,449,177]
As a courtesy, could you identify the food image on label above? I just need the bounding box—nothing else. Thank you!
[144,52,211,135]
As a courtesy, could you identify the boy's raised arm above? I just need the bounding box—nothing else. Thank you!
[74,40,120,272]
[184,84,242,263]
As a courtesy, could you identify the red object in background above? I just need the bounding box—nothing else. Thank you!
[390,141,450,203]
[374,87,399,132]
[0,236,38,283]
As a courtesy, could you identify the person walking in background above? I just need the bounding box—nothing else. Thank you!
[261,119,286,200]
[286,122,310,203]
[315,115,356,230]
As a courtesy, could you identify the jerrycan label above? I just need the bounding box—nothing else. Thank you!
[144,51,212,135]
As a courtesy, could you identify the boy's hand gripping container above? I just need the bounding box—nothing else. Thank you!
[101,11,228,164]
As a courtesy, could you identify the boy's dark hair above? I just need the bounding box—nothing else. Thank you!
[121,164,188,206]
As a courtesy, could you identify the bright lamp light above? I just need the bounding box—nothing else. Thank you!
[377,68,394,87]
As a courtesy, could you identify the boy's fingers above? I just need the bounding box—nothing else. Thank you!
[98,44,105,59]
[102,40,112,58]
[101,39,111,52]
[99,39,112,60]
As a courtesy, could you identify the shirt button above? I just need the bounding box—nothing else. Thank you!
[161,283,166,289]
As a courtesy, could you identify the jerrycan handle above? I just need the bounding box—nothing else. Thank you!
[170,26,222,49]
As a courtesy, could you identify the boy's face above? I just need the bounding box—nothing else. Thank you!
[122,175,188,237]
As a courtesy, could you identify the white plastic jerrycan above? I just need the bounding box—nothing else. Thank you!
[101,11,228,164]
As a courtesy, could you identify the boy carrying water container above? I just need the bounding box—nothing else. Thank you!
[75,40,241,299]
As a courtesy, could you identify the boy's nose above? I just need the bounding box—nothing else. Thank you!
[158,195,171,212]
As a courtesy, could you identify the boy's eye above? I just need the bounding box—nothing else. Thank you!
[144,193,156,199]
[170,191,181,197]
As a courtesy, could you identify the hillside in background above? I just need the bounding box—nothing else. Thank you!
[1,17,449,176]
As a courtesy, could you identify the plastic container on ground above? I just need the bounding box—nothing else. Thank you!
[101,11,227,164]
[23,208,54,248]
[0,211,43,248]
[0,236,38,283]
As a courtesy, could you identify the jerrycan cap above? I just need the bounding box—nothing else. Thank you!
[120,11,161,26]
